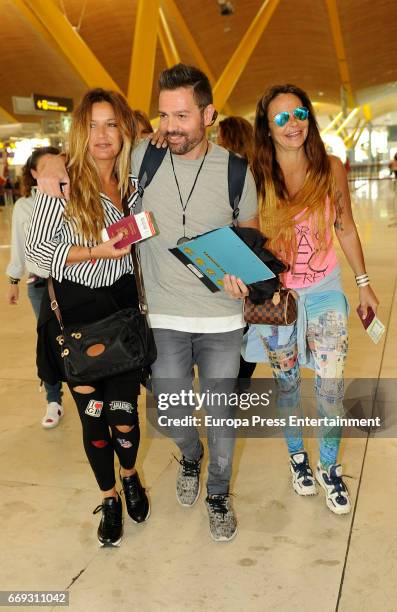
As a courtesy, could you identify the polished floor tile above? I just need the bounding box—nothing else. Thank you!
[0,179,396,611]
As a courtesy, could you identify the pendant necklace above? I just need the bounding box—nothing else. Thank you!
[170,142,209,245]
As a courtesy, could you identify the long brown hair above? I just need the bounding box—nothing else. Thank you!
[133,110,153,137]
[22,146,60,196]
[218,116,254,164]
[65,88,137,242]
[252,84,335,263]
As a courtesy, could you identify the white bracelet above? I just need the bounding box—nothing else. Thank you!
[356,273,370,287]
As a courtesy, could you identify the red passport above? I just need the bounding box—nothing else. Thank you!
[356,306,375,329]
[101,212,156,248]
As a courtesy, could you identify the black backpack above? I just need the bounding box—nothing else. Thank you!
[136,142,248,221]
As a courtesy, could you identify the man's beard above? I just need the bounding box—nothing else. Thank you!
[166,124,205,155]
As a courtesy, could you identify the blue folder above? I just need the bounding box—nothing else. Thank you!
[169,226,275,293]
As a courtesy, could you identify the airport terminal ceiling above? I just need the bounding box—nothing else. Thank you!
[1,0,397,124]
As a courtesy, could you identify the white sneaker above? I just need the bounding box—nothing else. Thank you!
[41,402,64,429]
[290,451,317,496]
[316,463,351,515]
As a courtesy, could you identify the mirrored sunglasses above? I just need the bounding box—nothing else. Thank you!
[273,106,309,127]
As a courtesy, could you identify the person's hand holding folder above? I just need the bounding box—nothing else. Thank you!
[223,274,249,300]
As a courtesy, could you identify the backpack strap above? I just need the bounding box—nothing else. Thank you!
[136,144,247,224]
[135,142,168,213]
[228,151,248,225]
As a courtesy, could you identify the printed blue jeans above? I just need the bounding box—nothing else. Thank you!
[256,290,348,468]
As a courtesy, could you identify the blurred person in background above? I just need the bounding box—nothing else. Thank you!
[389,152,397,179]
[217,115,254,165]
[133,110,154,139]
[6,147,64,428]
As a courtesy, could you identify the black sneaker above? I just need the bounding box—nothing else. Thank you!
[120,471,150,523]
[93,496,123,547]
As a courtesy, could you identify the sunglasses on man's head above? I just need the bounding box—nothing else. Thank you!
[272,106,309,127]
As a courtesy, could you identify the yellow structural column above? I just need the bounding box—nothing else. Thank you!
[158,8,180,67]
[335,107,359,136]
[0,107,18,123]
[161,0,233,114]
[352,122,367,149]
[213,0,281,111]
[325,0,355,108]
[127,0,160,113]
[320,111,343,137]
[12,0,64,54]
[161,0,215,82]
[344,118,362,148]
[21,0,122,92]
[362,104,372,122]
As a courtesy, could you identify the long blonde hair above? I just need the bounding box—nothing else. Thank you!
[65,88,137,242]
[252,84,336,265]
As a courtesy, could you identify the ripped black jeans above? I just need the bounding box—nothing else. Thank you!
[69,369,142,491]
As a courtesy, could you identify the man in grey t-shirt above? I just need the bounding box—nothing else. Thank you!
[133,64,258,542]
[35,64,258,543]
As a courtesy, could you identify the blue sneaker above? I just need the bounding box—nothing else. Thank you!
[316,463,351,515]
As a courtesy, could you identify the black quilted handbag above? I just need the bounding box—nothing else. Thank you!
[48,195,156,384]
[49,301,156,384]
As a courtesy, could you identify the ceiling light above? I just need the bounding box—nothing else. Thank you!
[217,1,235,16]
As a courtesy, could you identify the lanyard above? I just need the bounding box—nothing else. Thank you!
[170,142,209,244]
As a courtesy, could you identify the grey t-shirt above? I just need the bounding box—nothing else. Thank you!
[131,141,258,319]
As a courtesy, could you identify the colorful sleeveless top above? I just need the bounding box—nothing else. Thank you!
[281,197,338,289]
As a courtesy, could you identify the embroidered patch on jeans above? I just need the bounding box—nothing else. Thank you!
[92,439,108,448]
[117,438,133,448]
[109,401,134,413]
[85,400,103,417]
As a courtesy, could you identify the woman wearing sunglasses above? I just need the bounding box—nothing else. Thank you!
[227,84,379,514]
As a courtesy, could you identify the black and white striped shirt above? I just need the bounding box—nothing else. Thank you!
[25,177,140,289]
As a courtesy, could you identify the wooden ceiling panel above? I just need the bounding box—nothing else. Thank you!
[174,0,264,77]
[338,0,397,92]
[0,0,396,124]
[0,0,86,120]
[227,0,341,112]
[65,0,137,92]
